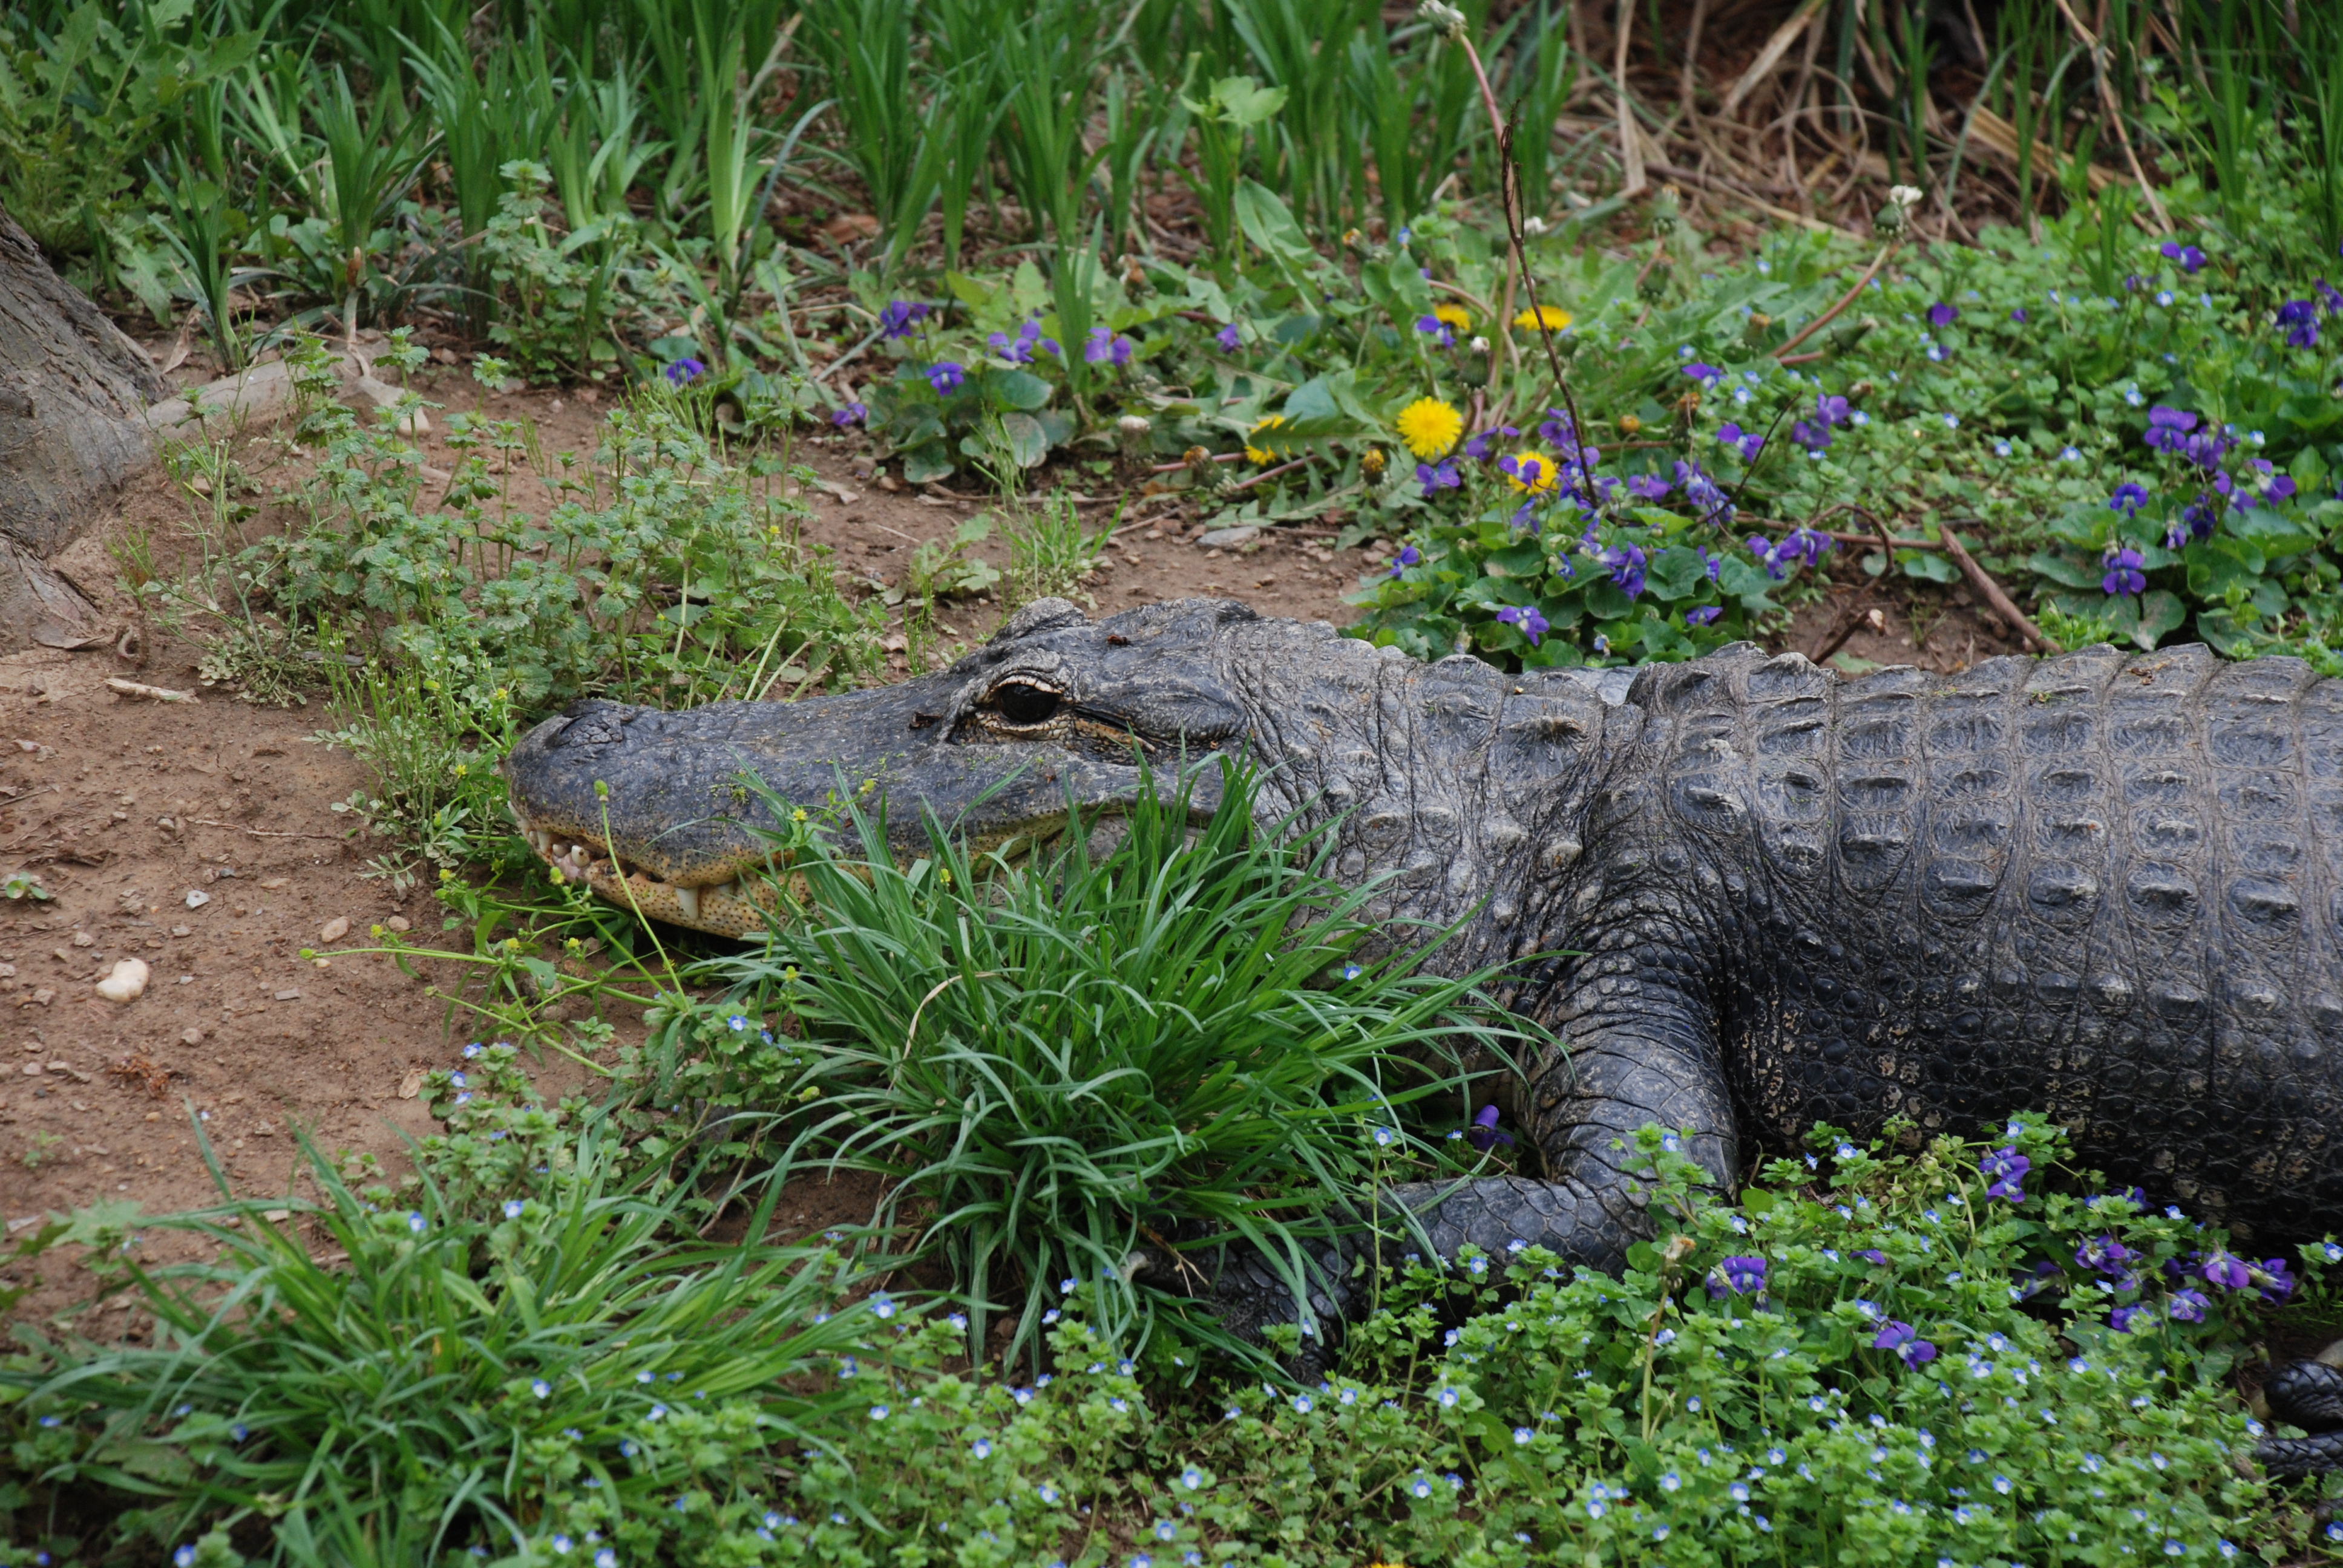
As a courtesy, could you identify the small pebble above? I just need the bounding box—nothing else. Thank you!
[386,915,411,932]
[318,916,350,942]
[185,890,211,909]
[95,958,148,1004]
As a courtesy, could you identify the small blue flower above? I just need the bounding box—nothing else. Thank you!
[664,358,705,386]
[869,1292,897,1319]
[503,1199,525,1220]
[1513,1426,1534,1445]
[175,1551,197,1568]
[870,1405,890,1420]
[1038,1483,1061,1503]
[532,1380,552,1399]
[406,1212,427,1233]
[552,1536,575,1555]
[1181,1466,1205,1489]
[1411,1474,1435,1498]
[972,1437,992,1458]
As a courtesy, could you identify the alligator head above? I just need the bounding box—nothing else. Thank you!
[503,595,1628,940]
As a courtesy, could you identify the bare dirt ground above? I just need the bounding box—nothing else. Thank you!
[0,350,2016,1323]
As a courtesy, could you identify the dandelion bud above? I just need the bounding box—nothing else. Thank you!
[1470,335,1491,354]
[1118,414,1152,436]
[1617,414,1642,437]
[1417,0,1469,38]
[1362,448,1388,480]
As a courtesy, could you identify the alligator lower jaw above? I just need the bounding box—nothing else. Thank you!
[512,815,1104,941]
[516,823,781,940]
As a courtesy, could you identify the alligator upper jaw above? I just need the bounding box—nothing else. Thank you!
[502,676,1227,939]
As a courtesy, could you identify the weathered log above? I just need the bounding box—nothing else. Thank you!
[0,204,163,557]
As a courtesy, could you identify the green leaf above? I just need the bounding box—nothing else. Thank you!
[2132,590,2186,648]
[1899,549,1960,584]
[2028,548,2104,590]
[1209,76,1287,128]
[1234,180,1316,272]
[1000,412,1050,469]
[987,370,1054,413]
[1643,546,1710,603]
[903,442,955,485]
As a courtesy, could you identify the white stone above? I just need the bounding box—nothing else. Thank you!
[95,958,148,1004]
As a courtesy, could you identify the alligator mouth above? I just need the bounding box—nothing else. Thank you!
[513,819,786,938]
[510,803,1145,940]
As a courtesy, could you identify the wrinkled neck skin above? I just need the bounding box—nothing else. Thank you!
[1211,626,1630,1012]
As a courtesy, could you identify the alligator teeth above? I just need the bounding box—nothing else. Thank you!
[529,829,551,854]
[674,885,701,920]
[710,878,737,901]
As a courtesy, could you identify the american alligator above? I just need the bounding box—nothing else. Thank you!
[506,596,2343,1465]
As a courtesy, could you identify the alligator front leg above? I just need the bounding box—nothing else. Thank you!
[1188,981,1736,1361]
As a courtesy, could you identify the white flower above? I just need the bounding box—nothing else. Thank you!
[1887,184,1924,209]
[1416,0,1467,36]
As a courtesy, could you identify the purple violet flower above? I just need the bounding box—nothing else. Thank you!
[1682,362,1724,389]
[1466,1103,1515,1149]
[1493,604,1550,646]
[664,357,706,385]
[1600,544,1649,598]
[879,300,931,339]
[1216,322,1243,351]
[2108,482,2150,516]
[2109,1305,2143,1334]
[1856,1249,1891,1267]
[1389,544,1424,575]
[2253,1258,2298,1302]
[2277,299,2319,350]
[1416,315,1455,348]
[2202,1250,2252,1290]
[1981,1146,2031,1202]
[832,401,868,426]
[1927,302,1958,328]
[1791,420,1832,453]
[2159,240,2207,275]
[2102,545,2146,597]
[1816,393,1851,426]
[1415,461,1461,498]
[1872,1321,1937,1368]
[1716,422,1765,462]
[2169,1288,2210,1322]
[926,361,966,394]
[1709,1256,1768,1297]
[2010,307,2030,323]
[2076,1235,2134,1276]
[1686,604,1722,626]
[1083,327,1136,367]
[1626,473,1673,501]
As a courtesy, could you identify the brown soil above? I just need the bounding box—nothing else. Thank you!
[0,354,2017,1323]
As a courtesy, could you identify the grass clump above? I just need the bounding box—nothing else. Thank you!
[660,760,1544,1371]
[0,1050,883,1563]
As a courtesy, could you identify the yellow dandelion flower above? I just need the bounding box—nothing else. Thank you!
[1395,397,1464,458]
[1432,303,1472,332]
[1245,414,1289,465]
[1504,449,1560,494]
[1512,304,1572,332]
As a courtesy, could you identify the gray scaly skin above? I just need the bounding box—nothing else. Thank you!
[506,597,2343,1455]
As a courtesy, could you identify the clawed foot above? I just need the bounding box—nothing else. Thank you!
[1127,1237,1358,1381]
[2256,1359,2343,1476]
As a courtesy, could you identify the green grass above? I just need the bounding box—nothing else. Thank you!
[0,1050,878,1561]
[661,759,1543,1371]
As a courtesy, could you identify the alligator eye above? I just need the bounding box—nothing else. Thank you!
[990,681,1062,726]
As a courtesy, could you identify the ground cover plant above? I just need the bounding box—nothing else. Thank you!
[16,0,2343,1560]
[10,1058,2343,1563]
